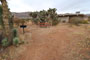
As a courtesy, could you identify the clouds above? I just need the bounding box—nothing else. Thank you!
[8,0,34,12]
[8,0,54,12]
[8,0,90,13]
[19,0,54,11]
[54,0,90,13]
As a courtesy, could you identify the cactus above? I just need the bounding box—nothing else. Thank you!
[1,38,9,47]
[13,28,18,38]
[13,37,19,46]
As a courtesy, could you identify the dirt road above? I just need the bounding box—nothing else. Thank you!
[15,24,90,60]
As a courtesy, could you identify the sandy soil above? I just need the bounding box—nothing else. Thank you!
[13,23,90,60]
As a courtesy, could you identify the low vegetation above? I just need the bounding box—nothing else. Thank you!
[1,38,9,48]
[80,20,89,24]
[13,28,18,38]
[0,4,20,48]
[30,8,60,26]
[13,37,19,46]
[70,18,89,26]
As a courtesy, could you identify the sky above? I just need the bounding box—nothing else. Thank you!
[7,0,90,14]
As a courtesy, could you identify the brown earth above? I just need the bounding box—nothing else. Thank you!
[13,23,90,60]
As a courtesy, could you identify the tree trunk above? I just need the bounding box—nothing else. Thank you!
[1,0,13,44]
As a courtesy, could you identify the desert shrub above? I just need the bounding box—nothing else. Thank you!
[70,20,80,26]
[13,37,19,46]
[13,28,18,38]
[30,8,60,26]
[52,20,59,26]
[80,20,89,24]
[1,38,9,47]
[52,17,60,26]
[70,18,82,26]
[33,18,39,25]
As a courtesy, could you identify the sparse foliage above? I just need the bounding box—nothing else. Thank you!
[13,37,19,46]
[13,28,18,38]
[30,8,59,26]
[1,38,9,47]
[80,20,89,24]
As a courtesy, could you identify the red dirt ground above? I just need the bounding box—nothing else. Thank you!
[13,23,90,60]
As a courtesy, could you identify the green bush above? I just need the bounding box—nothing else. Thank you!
[13,37,19,46]
[1,38,9,47]
[52,21,59,25]
[52,18,60,26]
[13,28,18,38]
[80,20,89,24]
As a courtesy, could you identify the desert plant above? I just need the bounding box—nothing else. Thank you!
[70,18,81,26]
[30,8,59,26]
[1,38,9,47]
[52,20,59,25]
[80,20,89,24]
[13,28,18,38]
[13,37,19,46]
[0,0,13,44]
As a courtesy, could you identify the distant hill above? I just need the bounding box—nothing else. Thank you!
[12,12,90,19]
[12,12,32,19]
